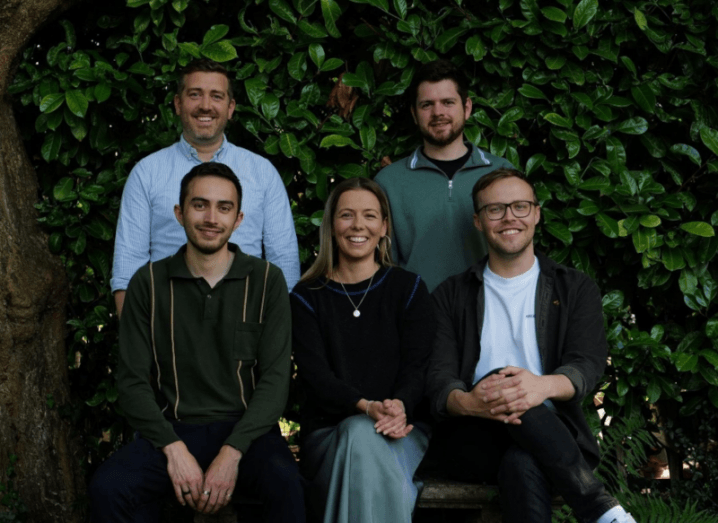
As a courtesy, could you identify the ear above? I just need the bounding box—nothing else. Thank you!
[233,210,244,231]
[534,205,541,226]
[464,97,472,120]
[174,204,184,226]
[410,104,417,125]
[174,94,181,115]
[473,213,483,232]
[227,98,236,120]
[381,217,388,238]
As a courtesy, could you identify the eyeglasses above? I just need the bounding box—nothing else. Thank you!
[478,201,537,220]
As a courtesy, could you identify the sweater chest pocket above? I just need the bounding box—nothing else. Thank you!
[234,323,263,361]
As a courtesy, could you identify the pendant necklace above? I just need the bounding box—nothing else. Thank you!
[338,270,376,318]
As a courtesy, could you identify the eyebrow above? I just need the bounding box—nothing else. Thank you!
[190,197,235,207]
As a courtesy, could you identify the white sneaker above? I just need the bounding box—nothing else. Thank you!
[596,505,637,523]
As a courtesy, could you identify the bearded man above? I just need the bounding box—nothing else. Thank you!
[375,60,513,291]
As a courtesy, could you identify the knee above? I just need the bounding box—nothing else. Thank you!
[336,415,377,454]
[498,446,543,488]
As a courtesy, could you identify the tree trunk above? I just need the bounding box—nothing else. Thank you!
[0,0,83,521]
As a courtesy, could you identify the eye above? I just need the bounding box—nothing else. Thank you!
[219,205,232,213]
[514,202,529,212]
[193,202,205,210]
[487,205,503,214]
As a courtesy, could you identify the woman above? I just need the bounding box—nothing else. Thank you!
[290,177,436,523]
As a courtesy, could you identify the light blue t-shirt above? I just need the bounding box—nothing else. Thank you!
[473,257,543,385]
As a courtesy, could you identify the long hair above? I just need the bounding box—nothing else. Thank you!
[299,178,393,285]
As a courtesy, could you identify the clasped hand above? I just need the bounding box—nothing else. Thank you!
[164,441,241,514]
[367,399,413,439]
[465,367,550,425]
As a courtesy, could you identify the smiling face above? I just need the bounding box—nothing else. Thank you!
[174,175,243,256]
[332,189,388,269]
[474,176,540,263]
[411,79,472,148]
[174,71,236,150]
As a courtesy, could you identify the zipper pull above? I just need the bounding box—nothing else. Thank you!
[448,179,453,198]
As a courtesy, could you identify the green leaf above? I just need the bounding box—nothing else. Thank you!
[308,43,325,67]
[465,36,486,61]
[545,55,566,70]
[710,388,718,409]
[201,41,237,62]
[675,353,698,372]
[261,93,280,119]
[543,113,572,128]
[94,83,112,103]
[662,248,685,271]
[573,0,598,30]
[244,78,266,107]
[541,6,566,22]
[337,164,366,179]
[287,53,307,80]
[299,20,328,38]
[614,117,648,135]
[634,8,648,30]
[544,222,573,244]
[701,348,718,365]
[53,177,75,202]
[680,222,715,237]
[269,0,297,24]
[579,177,610,191]
[518,84,548,100]
[700,127,718,156]
[577,200,599,216]
[639,215,661,228]
[40,93,65,113]
[631,85,656,114]
[525,153,546,176]
[670,143,701,166]
[393,0,407,18]
[319,134,359,149]
[202,24,229,45]
[65,90,88,118]
[360,124,376,151]
[42,133,63,162]
[435,28,466,53]
[646,379,661,404]
[321,0,342,38]
[86,218,114,241]
[279,133,299,158]
[596,212,620,238]
[320,58,344,72]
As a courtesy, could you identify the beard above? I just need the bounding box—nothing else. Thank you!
[420,118,465,147]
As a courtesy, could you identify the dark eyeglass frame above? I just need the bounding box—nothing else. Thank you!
[477,200,538,220]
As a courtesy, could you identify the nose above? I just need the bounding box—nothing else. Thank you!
[199,94,211,110]
[204,206,218,223]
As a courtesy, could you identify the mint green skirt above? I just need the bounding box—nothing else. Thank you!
[303,414,430,523]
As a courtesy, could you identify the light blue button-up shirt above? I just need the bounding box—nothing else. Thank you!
[111,135,300,292]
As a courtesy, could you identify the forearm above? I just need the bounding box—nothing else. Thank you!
[543,373,575,402]
[114,290,126,318]
[446,389,471,417]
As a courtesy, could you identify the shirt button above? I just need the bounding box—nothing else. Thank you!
[207,295,212,299]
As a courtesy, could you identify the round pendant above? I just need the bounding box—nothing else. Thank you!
[353,310,361,318]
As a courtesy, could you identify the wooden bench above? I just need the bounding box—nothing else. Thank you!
[415,477,565,523]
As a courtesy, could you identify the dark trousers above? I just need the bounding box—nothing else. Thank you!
[432,405,617,523]
[89,421,305,523]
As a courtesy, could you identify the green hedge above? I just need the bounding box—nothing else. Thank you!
[9,0,718,515]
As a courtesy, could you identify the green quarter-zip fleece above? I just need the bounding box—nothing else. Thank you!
[117,243,291,454]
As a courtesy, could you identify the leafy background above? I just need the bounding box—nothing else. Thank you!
[6,0,718,518]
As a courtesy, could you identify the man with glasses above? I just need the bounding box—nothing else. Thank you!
[426,168,635,522]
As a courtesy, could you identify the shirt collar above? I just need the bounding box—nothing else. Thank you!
[168,243,254,280]
[178,134,228,162]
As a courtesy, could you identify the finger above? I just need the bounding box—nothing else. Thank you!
[374,413,404,431]
[499,366,522,376]
[172,483,186,506]
[205,488,221,514]
[389,424,414,439]
[379,416,406,435]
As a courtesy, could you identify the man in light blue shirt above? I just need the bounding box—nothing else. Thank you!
[111,59,300,315]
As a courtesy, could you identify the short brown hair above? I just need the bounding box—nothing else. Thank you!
[409,59,469,108]
[471,168,538,214]
[177,59,234,100]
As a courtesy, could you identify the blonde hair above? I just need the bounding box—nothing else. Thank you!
[299,178,393,285]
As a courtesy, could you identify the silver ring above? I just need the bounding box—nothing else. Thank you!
[203,490,211,496]
[226,493,232,500]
